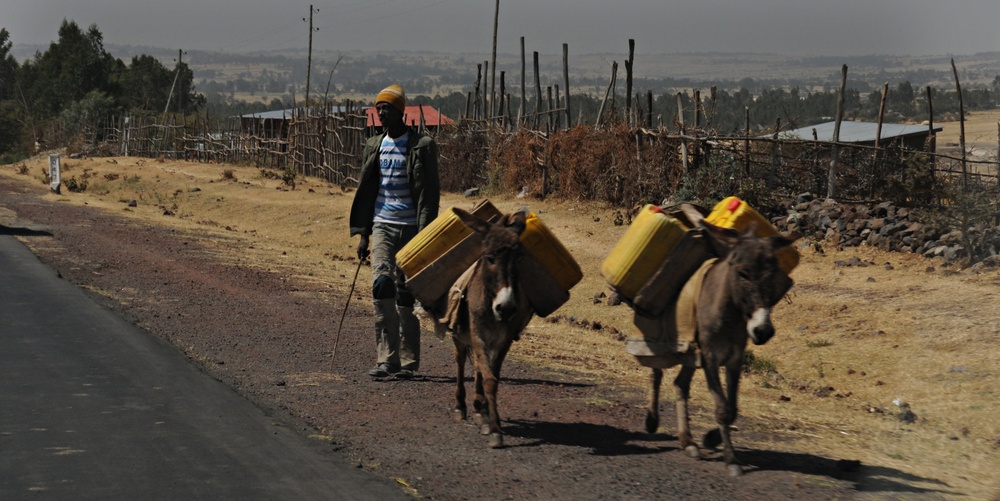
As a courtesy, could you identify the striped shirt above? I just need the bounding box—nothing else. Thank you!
[373,132,417,225]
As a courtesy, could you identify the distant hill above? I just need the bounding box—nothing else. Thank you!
[12,43,998,92]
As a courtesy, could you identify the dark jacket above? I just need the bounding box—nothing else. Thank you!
[349,129,440,236]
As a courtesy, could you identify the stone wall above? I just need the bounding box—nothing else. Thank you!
[771,194,1000,269]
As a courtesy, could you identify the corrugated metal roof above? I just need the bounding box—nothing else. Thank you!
[239,106,349,120]
[240,109,294,120]
[364,105,455,128]
[779,121,942,143]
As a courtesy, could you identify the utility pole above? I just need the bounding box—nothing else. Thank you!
[177,49,185,117]
[162,49,182,121]
[490,0,499,120]
[304,5,318,110]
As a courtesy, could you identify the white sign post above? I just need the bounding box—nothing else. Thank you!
[49,154,61,194]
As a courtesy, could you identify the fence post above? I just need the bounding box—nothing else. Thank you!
[562,43,571,130]
[874,81,889,198]
[520,37,526,129]
[677,92,688,173]
[770,117,780,188]
[950,58,968,191]
[828,64,848,200]
[743,106,750,177]
[625,39,634,127]
[926,86,937,204]
[533,52,542,130]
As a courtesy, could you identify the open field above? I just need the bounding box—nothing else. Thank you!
[937,109,1000,163]
[2,143,999,498]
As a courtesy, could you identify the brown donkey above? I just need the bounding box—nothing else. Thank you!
[429,208,534,448]
[645,220,797,476]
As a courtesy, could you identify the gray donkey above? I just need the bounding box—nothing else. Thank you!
[645,220,797,476]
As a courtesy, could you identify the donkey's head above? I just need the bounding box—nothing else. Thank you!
[700,220,798,345]
[454,208,528,322]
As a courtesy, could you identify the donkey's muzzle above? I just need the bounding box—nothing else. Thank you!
[492,286,517,322]
[747,307,775,345]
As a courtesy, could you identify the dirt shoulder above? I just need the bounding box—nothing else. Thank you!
[0,166,892,500]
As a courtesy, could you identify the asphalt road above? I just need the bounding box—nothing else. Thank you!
[0,229,408,500]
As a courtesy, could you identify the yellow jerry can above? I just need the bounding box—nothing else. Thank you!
[520,213,583,292]
[705,196,799,273]
[601,205,690,299]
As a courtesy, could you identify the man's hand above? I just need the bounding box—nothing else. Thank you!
[357,234,370,261]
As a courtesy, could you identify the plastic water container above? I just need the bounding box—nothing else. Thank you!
[705,196,799,273]
[601,205,690,299]
[396,209,472,279]
[396,201,501,279]
[520,213,582,292]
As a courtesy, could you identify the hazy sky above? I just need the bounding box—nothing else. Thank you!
[4,0,999,57]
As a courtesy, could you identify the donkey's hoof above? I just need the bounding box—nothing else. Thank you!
[452,409,466,423]
[727,464,744,477]
[480,423,492,435]
[643,412,659,434]
[684,444,701,458]
[488,432,504,449]
[703,428,722,450]
[473,413,487,427]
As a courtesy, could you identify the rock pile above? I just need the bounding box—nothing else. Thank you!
[770,193,1000,268]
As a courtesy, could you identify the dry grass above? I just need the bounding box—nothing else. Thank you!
[3,149,999,499]
[936,108,1000,164]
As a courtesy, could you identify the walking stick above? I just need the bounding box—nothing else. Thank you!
[331,258,364,368]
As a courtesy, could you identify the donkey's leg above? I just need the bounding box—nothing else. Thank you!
[452,340,468,422]
[719,360,745,477]
[674,365,698,458]
[702,357,744,476]
[471,348,490,429]
[480,345,511,449]
[644,368,663,434]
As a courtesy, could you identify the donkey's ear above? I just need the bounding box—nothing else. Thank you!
[454,208,493,236]
[741,221,759,239]
[697,219,741,247]
[503,211,528,236]
[770,231,800,250]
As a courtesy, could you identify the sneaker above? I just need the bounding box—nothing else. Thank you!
[368,363,394,378]
[393,368,414,379]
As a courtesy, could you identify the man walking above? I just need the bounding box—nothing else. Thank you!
[349,84,440,379]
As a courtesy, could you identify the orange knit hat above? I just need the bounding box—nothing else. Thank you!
[376,84,406,113]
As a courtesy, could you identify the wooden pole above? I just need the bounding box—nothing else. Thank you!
[875,81,888,150]
[533,52,542,130]
[500,71,507,129]
[927,86,937,202]
[693,89,701,168]
[677,92,688,172]
[554,84,561,130]
[708,86,717,129]
[769,117,780,188]
[625,39,634,127]
[490,0,499,119]
[305,5,317,107]
[744,106,750,176]
[484,61,490,120]
[596,61,617,128]
[520,37,526,128]
[475,63,483,121]
[951,58,968,190]
[547,86,554,131]
[647,90,653,129]
[873,81,889,198]
[562,43,571,130]
[828,64,848,199]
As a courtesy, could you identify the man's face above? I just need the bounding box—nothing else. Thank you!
[376,102,403,128]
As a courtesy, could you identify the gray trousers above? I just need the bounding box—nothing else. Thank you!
[370,222,420,371]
